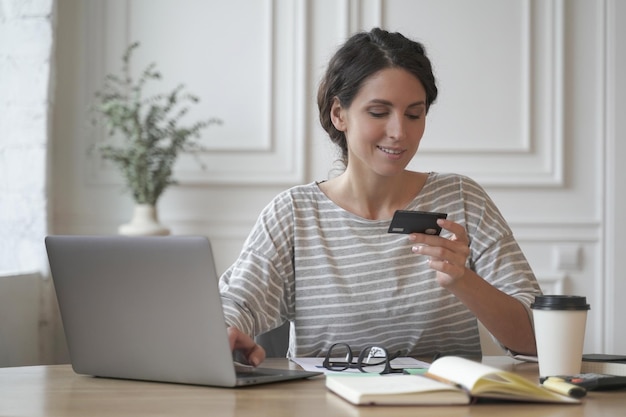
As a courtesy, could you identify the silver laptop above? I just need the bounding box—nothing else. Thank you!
[45,235,321,387]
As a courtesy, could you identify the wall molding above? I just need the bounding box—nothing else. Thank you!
[341,0,565,187]
[51,218,600,257]
[535,272,567,294]
[413,0,564,187]
[84,0,307,186]
[601,0,625,353]
[509,220,601,242]
[55,216,601,244]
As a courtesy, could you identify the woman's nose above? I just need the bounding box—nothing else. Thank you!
[387,113,406,141]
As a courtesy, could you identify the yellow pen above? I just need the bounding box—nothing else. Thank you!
[542,377,587,398]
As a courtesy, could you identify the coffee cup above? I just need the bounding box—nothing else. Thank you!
[531,295,590,377]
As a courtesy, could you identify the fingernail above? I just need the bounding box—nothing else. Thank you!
[412,245,422,253]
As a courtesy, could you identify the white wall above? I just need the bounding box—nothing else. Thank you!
[0,0,55,366]
[0,0,51,273]
[26,0,623,362]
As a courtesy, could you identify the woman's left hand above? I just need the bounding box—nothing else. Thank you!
[409,218,470,288]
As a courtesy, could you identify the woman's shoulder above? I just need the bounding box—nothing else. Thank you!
[418,172,496,215]
[261,182,325,212]
[425,172,486,192]
[271,182,323,202]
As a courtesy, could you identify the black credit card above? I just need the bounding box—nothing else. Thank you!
[387,210,448,235]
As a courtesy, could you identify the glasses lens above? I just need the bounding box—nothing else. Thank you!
[324,343,352,371]
[358,346,389,373]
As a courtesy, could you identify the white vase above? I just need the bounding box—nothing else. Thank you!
[118,204,170,236]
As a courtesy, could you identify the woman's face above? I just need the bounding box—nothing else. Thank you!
[331,68,427,178]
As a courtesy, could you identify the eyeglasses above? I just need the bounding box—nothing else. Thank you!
[322,343,404,375]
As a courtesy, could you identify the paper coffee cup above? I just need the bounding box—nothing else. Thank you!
[531,295,590,377]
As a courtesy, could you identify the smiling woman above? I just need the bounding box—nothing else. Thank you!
[219,28,542,365]
[328,67,428,183]
[317,30,437,172]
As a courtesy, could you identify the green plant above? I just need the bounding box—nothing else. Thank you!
[92,42,221,205]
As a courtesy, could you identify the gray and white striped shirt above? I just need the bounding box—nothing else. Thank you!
[219,172,541,358]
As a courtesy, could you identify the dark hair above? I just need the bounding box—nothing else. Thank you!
[317,28,438,166]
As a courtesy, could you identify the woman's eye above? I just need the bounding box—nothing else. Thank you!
[368,111,388,118]
[407,114,422,120]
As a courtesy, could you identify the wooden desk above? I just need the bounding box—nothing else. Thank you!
[1,357,624,417]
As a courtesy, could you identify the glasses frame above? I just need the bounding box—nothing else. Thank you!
[322,343,403,375]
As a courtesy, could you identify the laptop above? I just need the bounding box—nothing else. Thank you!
[45,235,321,387]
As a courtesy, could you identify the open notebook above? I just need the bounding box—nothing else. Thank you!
[326,356,580,405]
[45,235,321,387]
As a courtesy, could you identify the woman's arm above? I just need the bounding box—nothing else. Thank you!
[410,218,538,355]
[444,269,537,354]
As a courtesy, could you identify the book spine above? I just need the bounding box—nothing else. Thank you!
[581,361,626,376]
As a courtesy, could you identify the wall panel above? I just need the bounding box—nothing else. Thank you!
[84,0,306,186]
[380,0,565,186]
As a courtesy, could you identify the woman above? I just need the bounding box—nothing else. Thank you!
[220,28,541,366]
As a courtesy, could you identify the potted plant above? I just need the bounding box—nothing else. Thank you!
[92,42,221,235]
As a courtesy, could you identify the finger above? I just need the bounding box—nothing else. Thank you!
[247,344,266,367]
[438,219,470,245]
[413,245,469,288]
[409,222,468,248]
[413,243,468,265]
[227,327,242,350]
[228,327,267,367]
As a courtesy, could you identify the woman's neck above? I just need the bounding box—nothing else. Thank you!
[319,170,428,220]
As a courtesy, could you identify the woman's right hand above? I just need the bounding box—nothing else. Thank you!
[227,327,266,367]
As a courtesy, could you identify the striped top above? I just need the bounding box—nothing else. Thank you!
[219,172,541,358]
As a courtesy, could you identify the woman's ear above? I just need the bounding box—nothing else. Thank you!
[330,97,346,132]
